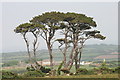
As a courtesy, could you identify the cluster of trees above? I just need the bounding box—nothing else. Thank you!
[14,12,105,72]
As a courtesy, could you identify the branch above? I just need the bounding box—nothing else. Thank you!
[50,40,55,48]
[40,33,46,40]
[35,42,39,50]
[58,45,64,54]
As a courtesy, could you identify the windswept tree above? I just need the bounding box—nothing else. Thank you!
[14,23,43,64]
[14,11,106,73]
[14,23,32,64]
[56,22,72,68]
[30,12,65,68]
[65,13,105,71]
[28,24,44,63]
[56,12,106,72]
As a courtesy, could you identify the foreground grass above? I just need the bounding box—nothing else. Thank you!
[34,74,119,78]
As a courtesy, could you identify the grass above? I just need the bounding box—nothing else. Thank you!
[41,74,119,78]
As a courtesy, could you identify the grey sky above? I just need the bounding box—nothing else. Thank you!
[2,2,118,52]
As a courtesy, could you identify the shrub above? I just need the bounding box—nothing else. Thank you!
[2,70,20,79]
[87,70,95,75]
[40,66,51,73]
[92,67,115,74]
[76,68,88,75]
[23,71,45,78]
[26,65,51,73]
[115,66,120,73]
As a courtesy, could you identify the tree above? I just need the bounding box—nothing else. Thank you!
[14,23,43,65]
[30,12,65,68]
[14,12,106,73]
[14,23,32,64]
[28,24,43,63]
[56,22,72,68]
[56,12,106,72]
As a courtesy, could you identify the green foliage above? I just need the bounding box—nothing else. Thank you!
[40,66,51,73]
[76,68,88,75]
[92,60,115,74]
[94,34,106,40]
[14,23,44,34]
[114,66,120,73]
[23,70,45,78]
[30,11,100,32]
[2,70,20,79]
[92,67,115,74]
[60,68,70,74]
[64,12,97,27]
[26,65,51,73]
[30,11,65,24]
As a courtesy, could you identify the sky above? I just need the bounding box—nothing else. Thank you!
[1,2,118,52]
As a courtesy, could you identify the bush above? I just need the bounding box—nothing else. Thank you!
[87,70,96,75]
[23,71,45,78]
[115,66,120,73]
[92,67,115,74]
[2,70,20,79]
[40,66,51,73]
[76,68,88,75]
[26,65,51,73]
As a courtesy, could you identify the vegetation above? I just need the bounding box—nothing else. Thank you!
[1,65,119,79]
[14,12,105,72]
[23,71,45,78]
[2,11,119,79]
[2,70,20,79]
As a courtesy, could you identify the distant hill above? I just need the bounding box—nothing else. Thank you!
[2,44,118,63]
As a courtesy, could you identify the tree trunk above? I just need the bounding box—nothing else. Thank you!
[78,42,84,69]
[32,32,38,63]
[63,32,68,68]
[33,43,37,63]
[74,49,79,71]
[66,45,75,69]
[68,33,79,70]
[23,34,32,64]
[47,42,53,69]
[63,52,66,67]
[78,51,82,69]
